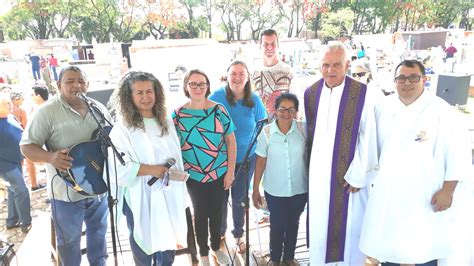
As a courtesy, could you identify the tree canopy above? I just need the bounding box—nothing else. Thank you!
[1,0,472,43]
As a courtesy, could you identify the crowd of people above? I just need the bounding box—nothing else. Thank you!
[0,28,472,266]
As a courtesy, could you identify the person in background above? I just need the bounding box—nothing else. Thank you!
[252,29,294,119]
[31,85,49,106]
[88,50,95,60]
[0,94,32,233]
[360,60,471,266]
[357,44,366,59]
[444,43,457,59]
[28,53,41,81]
[253,93,307,266]
[209,60,266,253]
[40,56,52,89]
[304,42,378,265]
[351,60,372,85]
[20,66,110,266]
[27,85,50,191]
[444,43,458,73]
[10,91,27,128]
[49,54,59,81]
[109,71,188,265]
[172,69,236,266]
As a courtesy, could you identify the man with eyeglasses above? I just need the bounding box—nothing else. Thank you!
[252,29,294,119]
[304,42,378,265]
[360,59,471,266]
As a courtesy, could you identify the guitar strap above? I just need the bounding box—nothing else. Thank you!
[44,143,82,193]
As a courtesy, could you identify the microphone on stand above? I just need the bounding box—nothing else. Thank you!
[147,158,177,186]
[76,91,92,104]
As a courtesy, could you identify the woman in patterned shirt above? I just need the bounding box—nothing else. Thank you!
[172,69,236,266]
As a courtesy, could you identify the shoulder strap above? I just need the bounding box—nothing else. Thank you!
[296,121,306,138]
[264,125,270,145]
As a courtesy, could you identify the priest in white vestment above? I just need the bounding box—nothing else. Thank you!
[304,43,378,265]
[360,60,472,265]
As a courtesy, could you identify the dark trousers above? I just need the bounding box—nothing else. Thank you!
[265,191,307,262]
[382,260,437,266]
[32,66,40,80]
[187,178,225,256]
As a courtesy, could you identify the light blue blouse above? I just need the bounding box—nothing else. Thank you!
[255,120,308,197]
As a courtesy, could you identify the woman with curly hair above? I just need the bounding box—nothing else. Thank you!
[109,71,188,266]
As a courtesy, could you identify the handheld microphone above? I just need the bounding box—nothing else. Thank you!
[147,158,177,186]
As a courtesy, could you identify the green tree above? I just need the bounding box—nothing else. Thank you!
[248,0,282,41]
[1,1,80,40]
[459,3,474,30]
[72,0,120,43]
[140,0,182,40]
[112,2,143,43]
[319,8,354,41]
[179,0,206,38]
[215,0,252,41]
[276,0,316,38]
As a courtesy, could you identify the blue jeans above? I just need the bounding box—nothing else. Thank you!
[51,66,58,81]
[265,191,307,262]
[0,166,32,228]
[123,200,175,266]
[32,66,40,80]
[51,197,108,266]
[221,154,256,238]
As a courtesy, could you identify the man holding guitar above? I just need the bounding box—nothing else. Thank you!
[20,66,110,266]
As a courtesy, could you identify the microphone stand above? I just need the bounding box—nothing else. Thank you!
[82,95,124,266]
[233,119,266,265]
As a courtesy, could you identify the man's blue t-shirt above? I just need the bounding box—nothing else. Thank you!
[0,115,23,171]
[209,86,267,163]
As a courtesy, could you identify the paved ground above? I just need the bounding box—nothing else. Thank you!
[0,165,309,265]
[0,167,48,254]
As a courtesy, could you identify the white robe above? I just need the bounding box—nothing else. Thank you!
[359,91,472,264]
[108,117,188,255]
[308,80,378,265]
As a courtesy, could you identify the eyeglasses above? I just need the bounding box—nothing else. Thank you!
[353,72,366,78]
[394,74,423,84]
[188,82,209,90]
[277,107,296,114]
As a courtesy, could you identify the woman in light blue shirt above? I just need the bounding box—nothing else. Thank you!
[252,93,308,266]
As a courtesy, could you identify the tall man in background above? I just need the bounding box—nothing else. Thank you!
[304,43,378,265]
[252,29,294,119]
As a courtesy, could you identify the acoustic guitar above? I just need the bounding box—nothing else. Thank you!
[59,126,111,196]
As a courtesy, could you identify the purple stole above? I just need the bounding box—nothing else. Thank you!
[304,76,367,263]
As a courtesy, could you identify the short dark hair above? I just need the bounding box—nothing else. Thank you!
[394,60,426,76]
[183,69,211,98]
[259,29,278,45]
[58,65,87,82]
[32,85,49,101]
[275,93,299,112]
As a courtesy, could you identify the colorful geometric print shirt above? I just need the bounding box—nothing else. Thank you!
[172,104,236,183]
